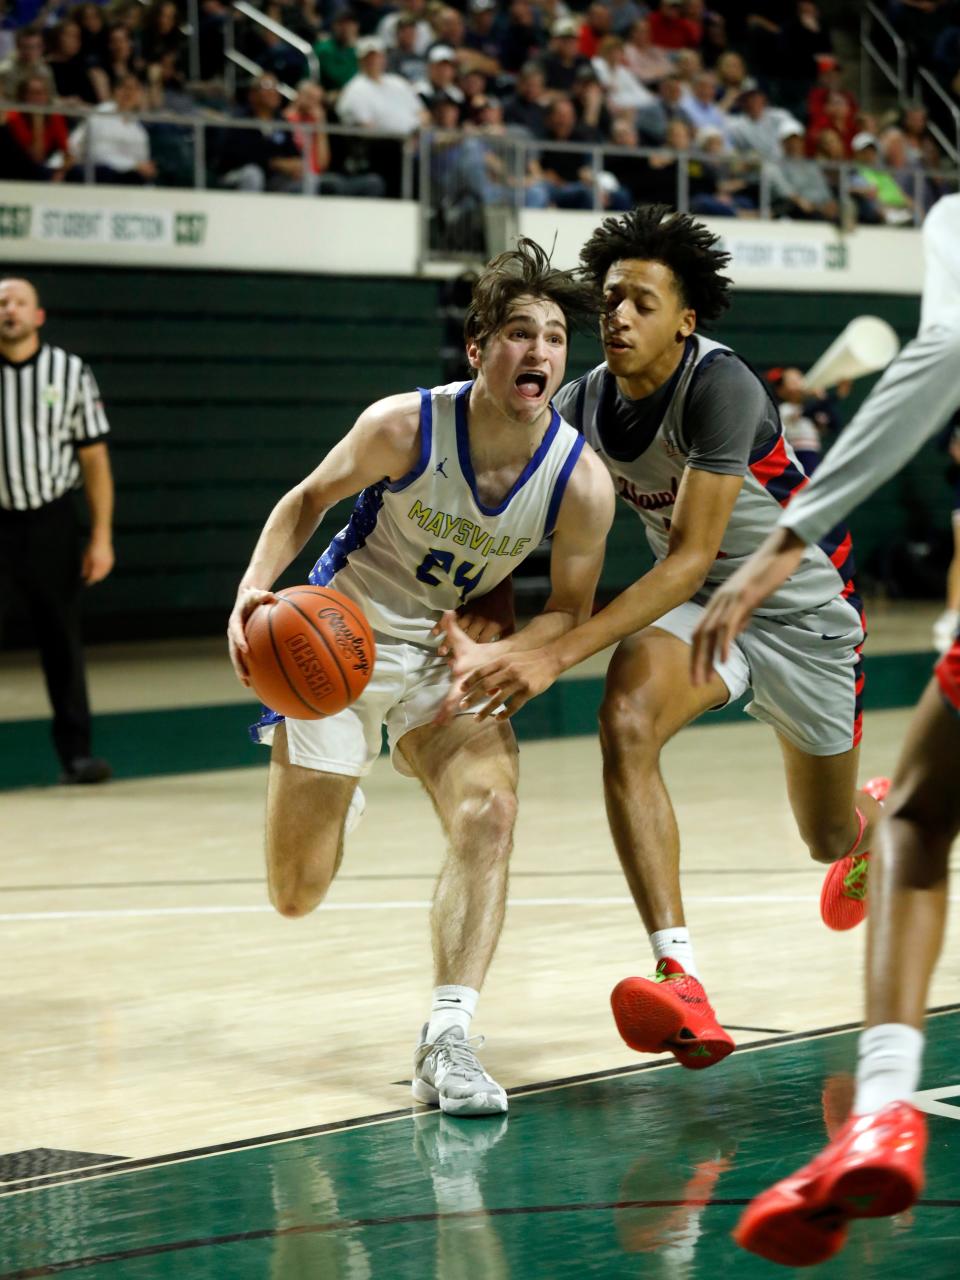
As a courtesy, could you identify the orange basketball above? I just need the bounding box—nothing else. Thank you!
[244,585,376,719]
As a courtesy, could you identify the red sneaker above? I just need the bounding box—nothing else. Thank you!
[820,777,890,931]
[734,1101,927,1268]
[610,958,735,1070]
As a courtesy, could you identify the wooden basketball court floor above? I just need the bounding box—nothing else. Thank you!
[1,604,958,1276]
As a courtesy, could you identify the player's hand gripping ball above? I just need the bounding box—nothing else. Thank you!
[244,586,376,718]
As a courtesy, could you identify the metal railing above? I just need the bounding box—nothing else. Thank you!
[224,1,318,101]
[0,100,414,198]
[915,66,960,165]
[860,0,909,107]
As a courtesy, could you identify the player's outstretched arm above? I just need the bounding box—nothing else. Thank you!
[691,324,960,686]
[436,445,615,720]
[227,393,421,684]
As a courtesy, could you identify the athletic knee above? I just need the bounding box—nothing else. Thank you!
[452,787,517,857]
[800,817,859,865]
[598,691,662,768]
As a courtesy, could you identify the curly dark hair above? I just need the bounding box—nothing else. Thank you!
[579,205,732,327]
[464,237,600,348]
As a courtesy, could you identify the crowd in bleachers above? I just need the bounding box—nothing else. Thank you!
[0,0,956,218]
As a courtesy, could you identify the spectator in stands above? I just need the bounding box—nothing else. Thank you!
[806,56,856,137]
[727,86,800,162]
[140,1,184,74]
[46,19,99,105]
[931,15,960,92]
[592,34,655,112]
[681,69,729,137]
[775,1,833,115]
[571,62,613,141]
[217,72,302,192]
[72,3,109,67]
[534,94,600,208]
[459,93,551,208]
[701,6,729,67]
[499,0,543,75]
[387,13,427,81]
[714,48,756,111]
[413,45,465,114]
[631,115,696,205]
[636,72,691,144]
[919,132,954,207]
[4,75,70,180]
[623,15,673,85]
[689,124,759,216]
[542,18,589,94]
[437,2,498,76]
[67,74,155,184]
[502,60,548,134]
[673,47,703,93]
[850,130,914,225]
[767,117,838,221]
[899,101,931,164]
[246,2,309,88]
[463,0,503,71]
[577,3,613,60]
[0,26,54,100]
[608,0,648,37]
[336,35,427,132]
[649,0,701,50]
[316,9,359,98]
[197,0,228,80]
[98,24,143,92]
[283,78,385,195]
[766,366,827,474]
[744,0,788,82]
[378,0,432,54]
[806,87,857,155]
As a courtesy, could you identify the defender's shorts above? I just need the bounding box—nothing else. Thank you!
[935,634,960,716]
[251,631,480,778]
[651,593,866,757]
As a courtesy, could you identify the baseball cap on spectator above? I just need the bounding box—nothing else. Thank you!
[356,36,385,58]
[429,44,458,63]
[777,119,804,141]
[469,0,496,11]
[851,131,877,152]
[551,17,578,37]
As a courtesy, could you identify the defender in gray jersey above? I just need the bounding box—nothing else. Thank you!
[227,242,614,1117]
[693,195,960,1269]
[443,206,886,1070]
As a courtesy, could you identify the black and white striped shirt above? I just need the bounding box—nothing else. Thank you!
[0,344,110,513]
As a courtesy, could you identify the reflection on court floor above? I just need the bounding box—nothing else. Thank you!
[2,1009,957,1279]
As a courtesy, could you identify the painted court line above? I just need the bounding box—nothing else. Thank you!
[5,893,960,922]
[4,1006,957,1200]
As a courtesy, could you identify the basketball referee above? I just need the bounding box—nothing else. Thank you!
[0,277,114,784]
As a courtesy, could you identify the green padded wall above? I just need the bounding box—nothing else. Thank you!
[3,265,939,644]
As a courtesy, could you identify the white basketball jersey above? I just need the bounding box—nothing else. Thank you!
[310,381,585,643]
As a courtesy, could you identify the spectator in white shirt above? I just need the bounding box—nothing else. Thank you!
[337,37,428,135]
[681,70,729,137]
[726,87,801,163]
[66,75,156,185]
[623,16,673,86]
[591,35,655,113]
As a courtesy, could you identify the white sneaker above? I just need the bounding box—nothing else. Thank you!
[933,610,959,655]
[412,1025,508,1116]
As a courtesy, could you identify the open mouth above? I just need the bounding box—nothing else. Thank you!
[515,371,547,400]
[604,334,630,352]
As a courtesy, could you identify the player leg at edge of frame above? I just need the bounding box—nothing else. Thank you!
[735,658,960,1267]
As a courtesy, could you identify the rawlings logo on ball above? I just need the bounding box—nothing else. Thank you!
[284,633,336,698]
[318,608,371,673]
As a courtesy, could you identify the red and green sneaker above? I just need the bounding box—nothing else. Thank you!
[820,777,890,931]
[610,958,735,1070]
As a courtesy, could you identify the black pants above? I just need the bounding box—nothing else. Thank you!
[0,496,92,768]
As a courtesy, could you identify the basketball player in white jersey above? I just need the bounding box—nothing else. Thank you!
[691,194,960,1268]
[227,240,614,1117]
[441,206,885,1071]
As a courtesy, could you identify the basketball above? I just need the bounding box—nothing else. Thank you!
[244,585,376,719]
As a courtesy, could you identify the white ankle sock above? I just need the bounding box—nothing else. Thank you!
[853,1022,924,1114]
[426,985,478,1041]
[650,927,699,979]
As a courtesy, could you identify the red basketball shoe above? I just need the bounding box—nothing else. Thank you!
[610,958,735,1070]
[820,777,890,931]
[734,1100,927,1268]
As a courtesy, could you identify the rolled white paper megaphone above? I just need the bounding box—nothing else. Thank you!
[804,315,900,389]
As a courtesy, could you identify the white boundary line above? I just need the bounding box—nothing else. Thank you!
[5,893,959,922]
[3,1007,958,1200]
